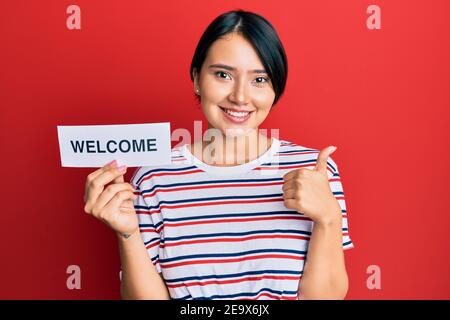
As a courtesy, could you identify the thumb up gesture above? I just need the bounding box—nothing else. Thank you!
[282,146,342,225]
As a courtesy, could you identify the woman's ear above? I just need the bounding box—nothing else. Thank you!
[192,68,200,93]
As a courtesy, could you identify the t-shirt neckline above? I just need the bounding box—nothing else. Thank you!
[180,137,280,175]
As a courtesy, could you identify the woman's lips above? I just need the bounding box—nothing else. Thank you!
[219,106,254,124]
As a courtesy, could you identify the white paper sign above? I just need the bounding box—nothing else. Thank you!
[57,122,171,167]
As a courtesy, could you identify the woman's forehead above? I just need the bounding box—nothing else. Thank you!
[205,34,265,72]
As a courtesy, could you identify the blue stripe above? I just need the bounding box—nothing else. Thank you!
[138,220,163,230]
[343,240,353,247]
[277,149,316,154]
[135,166,198,185]
[142,177,283,194]
[261,159,337,172]
[160,229,312,243]
[143,237,160,246]
[136,208,345,222]
[261,159,316,166]
[165,269,302,283]
[160,248,307,263]
[134,193,284,210]
[175,293,193,300]
[139,211,304,240]
[144,227,349,246]
[162,210,299,222]
[180,287,298,300]
[139,224,158,228]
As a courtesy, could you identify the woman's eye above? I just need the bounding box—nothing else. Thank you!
[255,77,268,83]
[215,71,231,79]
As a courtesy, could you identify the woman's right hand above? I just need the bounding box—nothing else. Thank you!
[83,160,139,237]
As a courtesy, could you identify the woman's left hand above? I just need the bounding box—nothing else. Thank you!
[282,146,341,225]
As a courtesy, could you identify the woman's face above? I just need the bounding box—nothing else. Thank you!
[193,32,276,137]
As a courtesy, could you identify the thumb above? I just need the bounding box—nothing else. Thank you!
[314,146,337,174]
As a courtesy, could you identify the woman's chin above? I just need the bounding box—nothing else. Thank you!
[219,126,257,138]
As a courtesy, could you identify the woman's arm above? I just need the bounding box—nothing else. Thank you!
[282,146,350,300]
[297,207,349,300]
[118,231,170,300]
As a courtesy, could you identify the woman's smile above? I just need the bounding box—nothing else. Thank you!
[219,105,254,124]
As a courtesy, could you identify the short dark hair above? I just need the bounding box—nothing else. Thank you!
[189,9,288,107]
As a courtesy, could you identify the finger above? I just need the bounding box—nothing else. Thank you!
[84,165,128,212]
[100,190,137,221]
[283,198,298,211]
[92,160,119,180]
[113,172,125,184]
[84,160,119,201]
[282,179,297,192]
[283,166,315,181]
[314,146,337,174]
[283,188,297,199]
[91,165,127,191]
[282,168,299,181]
[91,183,135,216]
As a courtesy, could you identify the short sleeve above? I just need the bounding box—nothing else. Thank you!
[326,156,354,251]
[130,167,163,273]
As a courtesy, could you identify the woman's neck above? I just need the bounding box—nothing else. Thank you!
[188,129,273,167]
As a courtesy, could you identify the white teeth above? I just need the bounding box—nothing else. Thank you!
[224,109,249,117]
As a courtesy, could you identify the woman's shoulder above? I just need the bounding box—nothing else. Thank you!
[277,138,320,154]
[277,138,340,175]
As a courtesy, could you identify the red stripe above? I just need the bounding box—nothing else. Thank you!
[160,234,311,248]
[139,169,203,184]
[241,292,296,300]
[280,143,296,146]
[140,228,159,234]
[161,198,284,210]
[246,292,280,299]
[162,254,305,268]
[141,215,311,235]
[168,274,301,288]
[165,215,312,228]
[144,232,348,250]
[145,240,160,250]
[136,198,286,215]
[144,181,284,198]
[152,258,160,266]
[276,151,318,156]
[135,209,160,216]
[256,164,335,175]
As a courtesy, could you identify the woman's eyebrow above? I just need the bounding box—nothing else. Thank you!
[208,63,267,74]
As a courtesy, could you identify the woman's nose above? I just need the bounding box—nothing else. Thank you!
[229,82,250,106]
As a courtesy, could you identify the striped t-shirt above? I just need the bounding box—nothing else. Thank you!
[129,137,354,300]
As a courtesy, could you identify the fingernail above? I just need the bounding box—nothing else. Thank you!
[117,165,127,173]
[106,160,117,167]
[330,146,337,152]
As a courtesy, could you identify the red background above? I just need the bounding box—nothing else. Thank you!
[1,0,449,299]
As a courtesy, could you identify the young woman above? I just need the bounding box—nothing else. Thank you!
[83,9,354,300]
